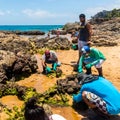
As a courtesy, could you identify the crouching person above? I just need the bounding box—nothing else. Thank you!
[42,50,61,74]
[78,46,106,76]
[73,73,120,120]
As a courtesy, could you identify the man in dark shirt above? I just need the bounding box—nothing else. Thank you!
[77,14,92,62]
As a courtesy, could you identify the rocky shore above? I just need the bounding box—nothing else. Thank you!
[0,17,120,120]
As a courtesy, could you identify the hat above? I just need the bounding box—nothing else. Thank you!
[81,46,90,54]
[79,14,86,18]
[77,73,98,85]
[45,50,50,55]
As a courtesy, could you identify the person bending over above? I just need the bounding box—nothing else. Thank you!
[73,73,120,120]
[78,46,106,76]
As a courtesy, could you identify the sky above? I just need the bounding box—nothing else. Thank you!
[0,0,120,25]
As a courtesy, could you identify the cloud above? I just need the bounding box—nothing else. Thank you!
[114,0,120,8]
[85,7,105,16]
[22,9,57,18]
[0,10,13,16]
[116,0,120,3]
[0,11,5,16]
[22,9,68,18]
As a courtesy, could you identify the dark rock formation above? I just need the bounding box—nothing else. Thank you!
[30,36,71,50]
[1,30,45,35]
[14,30,45,35]
[51,30,67,35]
[0,32,32,53]
[0,50,38,83]
[91,18,120,46]
[57,74,81,94]
[0,82,36,100]
[63,22,80,34]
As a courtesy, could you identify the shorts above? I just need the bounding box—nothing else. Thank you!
[84,91,108,114]
[78,40,88,52]
[95,59,105,68]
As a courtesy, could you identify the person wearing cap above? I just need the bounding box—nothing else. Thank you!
[78,46,106,76]
[77,14,92,62]
[42,50,60,74]
[73,73,120,120]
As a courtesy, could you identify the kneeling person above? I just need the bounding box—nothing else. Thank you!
[42,50,60,74]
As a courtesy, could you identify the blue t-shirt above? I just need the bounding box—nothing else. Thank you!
[73,77,120,115]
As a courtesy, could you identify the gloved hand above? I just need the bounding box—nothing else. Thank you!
[78,68,83,73]
[72,94,77,102]
[52,63,57,71]
[45,66,51,74]
[72,94,76,98]
[85,63,92,69]
[72,44,78,50]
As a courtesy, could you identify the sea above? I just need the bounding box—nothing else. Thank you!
[0,25,63,33]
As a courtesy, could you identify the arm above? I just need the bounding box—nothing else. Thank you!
[91,59,100,66]
[73,86,85,103]
[85,49,104,69]
[42,55,47,68]
[52,51,58,71]
[77,32,80,40]
[78,55,84,73]
[86,59,100,69]
[86,23,92,41]
[55,57,58,63]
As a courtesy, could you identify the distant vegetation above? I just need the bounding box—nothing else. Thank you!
[92,8,120,19]
[90,8,120,24]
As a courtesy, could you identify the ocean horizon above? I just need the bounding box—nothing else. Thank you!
[0,25,63,33]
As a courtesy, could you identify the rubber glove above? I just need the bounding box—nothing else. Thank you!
[85,60,100,69]
[85,63,92,69]
[52,63,57,71]
[91,60,100,66]
[45,66,51,73]
[78,67,83,73]
[78,55,84,73]
[72,94,77,102]
[72,44,77,50]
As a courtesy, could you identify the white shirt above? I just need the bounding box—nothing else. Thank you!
[49,114,66,120]
[42,50,57,62]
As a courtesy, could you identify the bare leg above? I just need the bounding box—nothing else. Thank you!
[96,67,103,77]
[82,91,96,108]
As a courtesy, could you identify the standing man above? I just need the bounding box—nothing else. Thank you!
[78,14,92,62]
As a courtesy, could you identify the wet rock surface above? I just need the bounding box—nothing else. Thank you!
[0,32,32,53]
[30,36,71,50]
[57,74,81,94]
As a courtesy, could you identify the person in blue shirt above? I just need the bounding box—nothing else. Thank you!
[73,73,120,120]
